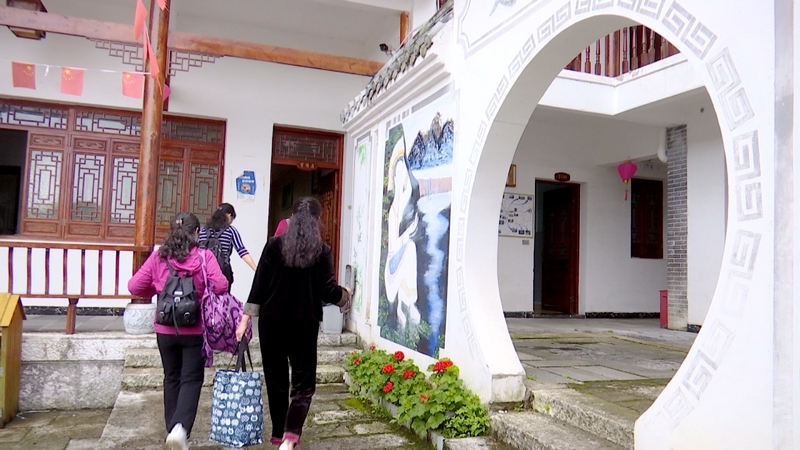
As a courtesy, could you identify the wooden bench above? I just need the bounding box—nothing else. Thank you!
[0,293,24,427]
[0,241,150,334]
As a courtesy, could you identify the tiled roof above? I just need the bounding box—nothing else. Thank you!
[340,1,454,125]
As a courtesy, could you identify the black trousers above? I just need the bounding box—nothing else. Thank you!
[258,316,319,440]
[157,333,205,436]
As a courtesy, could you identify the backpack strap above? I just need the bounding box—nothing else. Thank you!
[164,259,178,276]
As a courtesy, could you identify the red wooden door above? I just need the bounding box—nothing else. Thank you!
[318,171,339,272]
[541,186,579,314]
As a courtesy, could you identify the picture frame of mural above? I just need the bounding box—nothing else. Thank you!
[281,182,293,210]
[498,192,533,237]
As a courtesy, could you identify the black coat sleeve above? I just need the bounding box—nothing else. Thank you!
[244,238,275,315]
[317,245,344,305]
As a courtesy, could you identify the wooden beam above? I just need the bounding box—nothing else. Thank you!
[0,6,383,76]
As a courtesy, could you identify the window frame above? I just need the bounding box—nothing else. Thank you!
[0,97,226,243]
[630,177,664,259]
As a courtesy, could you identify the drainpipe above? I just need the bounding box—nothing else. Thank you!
[657,127,668,163]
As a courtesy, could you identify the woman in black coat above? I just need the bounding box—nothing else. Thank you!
[236,196,351,450]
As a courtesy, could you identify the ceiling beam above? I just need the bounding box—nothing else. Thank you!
[0,6,383,76]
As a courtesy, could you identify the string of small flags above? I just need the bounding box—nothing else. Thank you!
[6,1,169,100]
[6,61,157,99]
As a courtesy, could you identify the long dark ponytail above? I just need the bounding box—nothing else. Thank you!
[206,203,236,230]
[159,212,201,262]
[281,197,324,268]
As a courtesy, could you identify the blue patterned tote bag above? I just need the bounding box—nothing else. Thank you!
[209,341,264,448]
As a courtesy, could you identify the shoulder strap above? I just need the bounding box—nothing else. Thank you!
[164,259,178,276]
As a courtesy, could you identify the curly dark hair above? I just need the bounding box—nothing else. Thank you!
[206,203,236,230]
[159,212,200,262]
[281,197,324,268]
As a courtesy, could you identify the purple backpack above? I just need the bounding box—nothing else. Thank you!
[200,251,252,366]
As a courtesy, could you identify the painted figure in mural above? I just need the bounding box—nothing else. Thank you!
[385,139,423,330]
[379,108,454,357]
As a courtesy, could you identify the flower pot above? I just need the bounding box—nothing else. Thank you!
[123,302,156,334]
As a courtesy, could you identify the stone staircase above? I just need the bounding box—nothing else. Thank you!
[121,333,357,391]
[490,381,636,450]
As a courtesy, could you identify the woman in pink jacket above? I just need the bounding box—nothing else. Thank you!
[128,212,228,450]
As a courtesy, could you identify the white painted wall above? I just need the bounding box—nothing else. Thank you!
[498,110,667,314]
[0,27,369,306]
[686,106,725,326]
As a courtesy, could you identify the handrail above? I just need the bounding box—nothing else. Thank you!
[0,240,150,252]
[0,241,152,333]
[565,25,680,78]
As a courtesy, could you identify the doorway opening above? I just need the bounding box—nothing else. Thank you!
[270,127,343,272]
[534,180,580,316]
[0,128,28,235]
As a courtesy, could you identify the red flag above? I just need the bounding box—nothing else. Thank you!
[134,0,147,40]
[11,62,36,89]
[122,72,144,98]
[60,67,84,96]
[143,28,160,83]
[156,0,166,10]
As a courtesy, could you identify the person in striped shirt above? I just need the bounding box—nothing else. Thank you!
[199,203,257,291]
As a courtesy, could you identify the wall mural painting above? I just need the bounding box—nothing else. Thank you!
[379,94,454,357]
[351,134,371,314]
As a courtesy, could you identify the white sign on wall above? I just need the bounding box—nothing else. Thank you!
[498,192,533,237]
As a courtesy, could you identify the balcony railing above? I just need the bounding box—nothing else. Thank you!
[565,26,680,77]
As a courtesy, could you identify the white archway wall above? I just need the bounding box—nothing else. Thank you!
[455,0,778,447]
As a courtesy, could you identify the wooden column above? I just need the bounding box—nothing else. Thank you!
[400,12,409,45]
[133,0,170,293]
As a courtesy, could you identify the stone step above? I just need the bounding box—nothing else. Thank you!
[528,386,637,449]
[444,436,516,450]
[491,411,625,450]
[121,364,346,391]
[124,345,356,368]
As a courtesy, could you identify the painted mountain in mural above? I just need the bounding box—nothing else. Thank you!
[406,113,454,170]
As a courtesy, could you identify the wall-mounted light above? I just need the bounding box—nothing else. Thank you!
[6,0,47,40]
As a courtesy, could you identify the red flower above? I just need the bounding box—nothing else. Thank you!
[381,364,395,374]
[393,351,405,361]
[433,360,454,373]
[383,381,394,393]
[353,358,361,365]
[369,345,376,351]
[402,370,415,379]
[419,394,430,403]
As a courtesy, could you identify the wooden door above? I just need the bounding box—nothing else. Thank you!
[318,171,339,272]
[541,185,579,314]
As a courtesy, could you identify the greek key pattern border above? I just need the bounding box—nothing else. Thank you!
[456,0,763,428]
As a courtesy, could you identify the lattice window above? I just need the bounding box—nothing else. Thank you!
[27,150,62,219]
[71,154,106,222]
[631,178,663,259]
[157,160,183,226]
[110,157,138,224]
[0,103,68,129]
[74,110,141,136]
[273,130,339,164]
[189,163,219,223]
[162,120,224,144]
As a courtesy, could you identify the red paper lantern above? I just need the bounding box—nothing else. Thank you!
[617,161,637,200]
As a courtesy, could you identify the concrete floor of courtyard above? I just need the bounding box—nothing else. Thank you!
[11,315,694,448]
[507,317,695,419]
